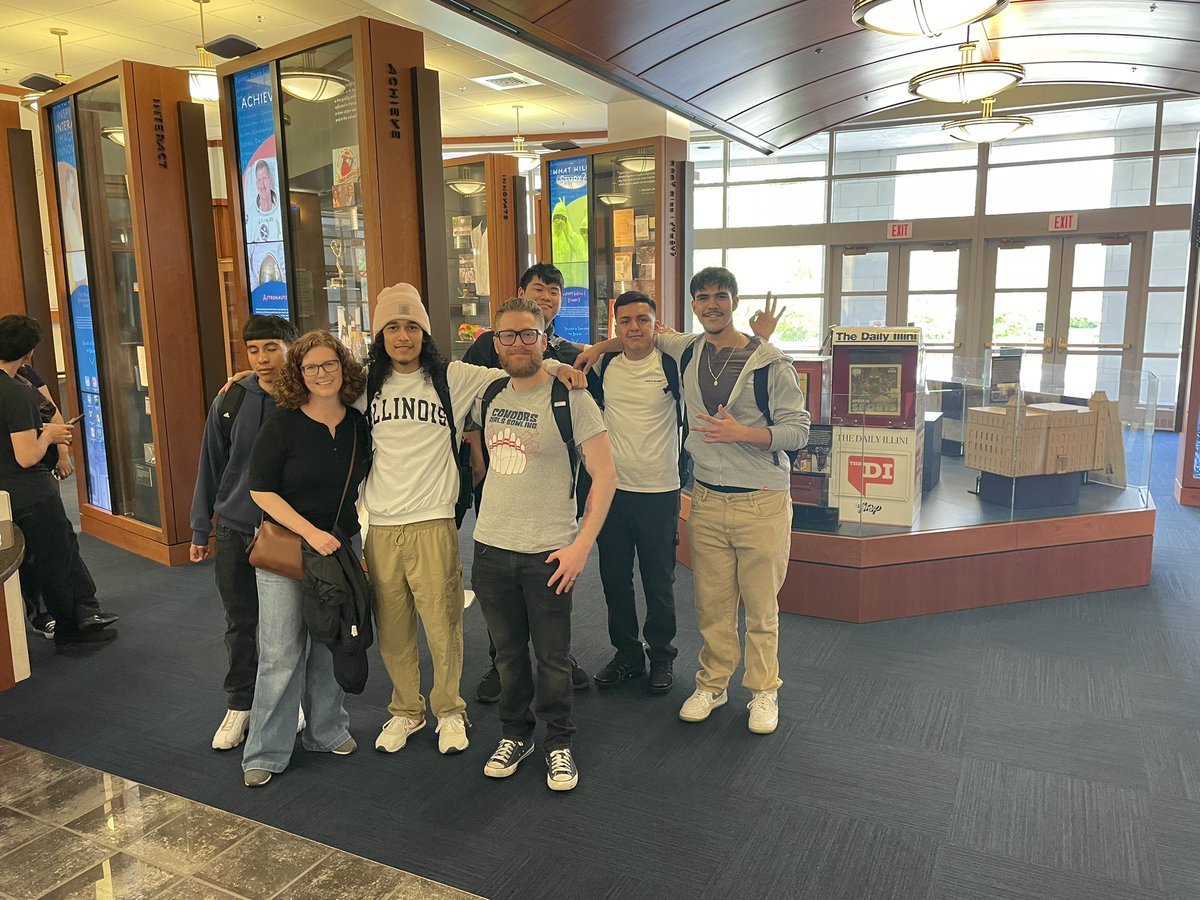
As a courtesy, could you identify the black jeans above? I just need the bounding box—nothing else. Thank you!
[473,542,574,750]
[214,525,259,711]
[14,496,96,632]
[596,489,680,664]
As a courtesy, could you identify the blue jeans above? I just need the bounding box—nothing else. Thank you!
[242,561,352,774]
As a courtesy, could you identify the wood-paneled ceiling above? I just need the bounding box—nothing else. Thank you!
[428,0,1200,153]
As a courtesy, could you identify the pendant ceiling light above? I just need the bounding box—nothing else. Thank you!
[447,166,487,195]
[616,154,655,173]
[597,192,629,206]
[943,96,1032,143]
[909,41,1024,104]
[852,0,1009,36]
[19,93,42,112]
[18,27,73,108]
[100,126,126,147]
[176,0,219,103]
[509,105,540,173]
[280,49,351,103]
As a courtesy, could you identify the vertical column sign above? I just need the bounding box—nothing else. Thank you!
[547,157,590,344]
[50,99,112,512]
[234,64,288,317]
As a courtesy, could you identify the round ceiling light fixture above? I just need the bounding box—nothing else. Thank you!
[852,0,1009,37]
[942,96,1032,143]
[909,42,1024,104]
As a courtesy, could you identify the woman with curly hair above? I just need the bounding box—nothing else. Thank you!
[242,330,372,788]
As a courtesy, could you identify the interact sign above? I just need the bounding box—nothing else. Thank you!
[1049,212,1078,232]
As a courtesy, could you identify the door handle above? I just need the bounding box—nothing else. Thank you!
[1058,340,1131,351]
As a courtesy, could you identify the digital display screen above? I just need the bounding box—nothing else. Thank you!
[51,99,112,512]
[547,156,591,344]
[233,64,288,318]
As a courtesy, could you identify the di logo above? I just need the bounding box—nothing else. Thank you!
[847,456,895,495]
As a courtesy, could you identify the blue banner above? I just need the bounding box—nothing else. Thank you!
[51,99,111,511]
[547,157,590,344]
[233,64,288,318]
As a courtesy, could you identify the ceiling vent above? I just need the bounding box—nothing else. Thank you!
[471,72,541,91]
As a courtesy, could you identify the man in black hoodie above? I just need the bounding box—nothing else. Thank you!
[190,315,297,751]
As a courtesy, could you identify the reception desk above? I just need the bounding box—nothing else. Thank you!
[0,520,28,690]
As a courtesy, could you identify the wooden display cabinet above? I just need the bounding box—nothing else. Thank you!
[216,17,448,353]
[38,61,222,565]
[538,136,688,342]
[443,153,527,357]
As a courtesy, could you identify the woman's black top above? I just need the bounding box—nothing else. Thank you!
[248,406,371,536]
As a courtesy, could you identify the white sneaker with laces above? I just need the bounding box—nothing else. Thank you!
[747,690,779,734]
[484,738,534,778]
[212,709,250,750]
[436,713,469,754]
[678,688,728,722]
[297,708,306,734]
[546,747,579,791]
[375,715,426,753]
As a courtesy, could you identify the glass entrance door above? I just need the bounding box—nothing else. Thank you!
[984,236,1141,396]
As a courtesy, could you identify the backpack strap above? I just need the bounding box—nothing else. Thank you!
[430,370,457,454]
[479,377,510,434]
[550,378,578,500]
[218,382,248,446]
[754,365,798,468]
[676,341,698,480]
[589,351,620,409]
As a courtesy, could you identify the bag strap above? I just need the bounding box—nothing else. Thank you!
[753,366,787,468]
[550,378,578,500]
[430,370,458,461]
[333,423,359,523]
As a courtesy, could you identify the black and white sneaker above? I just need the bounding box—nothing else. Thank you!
[546,747,579,791]
[30,613,55,640]
[484,738,534,778]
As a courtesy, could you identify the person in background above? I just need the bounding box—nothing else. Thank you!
[462,262,590,701]
[242,331,371,788]
[190,315,298,752]
[0,315,118,649]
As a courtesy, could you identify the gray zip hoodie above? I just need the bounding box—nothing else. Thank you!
[656,331,810,491]
[190,374,277,544]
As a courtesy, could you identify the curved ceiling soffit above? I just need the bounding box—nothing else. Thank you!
[433,0,1200,153]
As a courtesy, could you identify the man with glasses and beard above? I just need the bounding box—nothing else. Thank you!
[471,297,615,792]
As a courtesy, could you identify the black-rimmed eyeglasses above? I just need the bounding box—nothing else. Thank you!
[300,359,341,377]
[495,329,543,346]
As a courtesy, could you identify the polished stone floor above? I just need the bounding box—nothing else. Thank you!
[0,738,476,900]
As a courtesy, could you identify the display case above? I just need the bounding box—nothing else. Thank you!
[217,18,448,361]
[678,358,1158,622]
[540,136,688,343]
[443,153,527,358]
[39,62,221,564]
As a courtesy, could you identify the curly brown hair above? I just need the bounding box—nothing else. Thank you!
[271,330,366,409]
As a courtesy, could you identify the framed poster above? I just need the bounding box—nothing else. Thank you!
[849,363,902,416]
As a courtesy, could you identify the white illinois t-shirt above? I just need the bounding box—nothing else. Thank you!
[364,361,509,526]
[602,349,680,493]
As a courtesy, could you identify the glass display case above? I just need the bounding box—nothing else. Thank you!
[541,136,688,343]
[218,18,446,362]
[443,153,526,358]
[40,61,218,564]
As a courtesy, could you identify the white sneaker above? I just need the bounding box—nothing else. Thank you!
[747,690,779,734]
[297,708,306,734]
[375,715,425,753]
[678,688,728,723]
[212,709,250,750]
[436,713,469,754]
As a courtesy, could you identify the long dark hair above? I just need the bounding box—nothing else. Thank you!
[366,328,450,409]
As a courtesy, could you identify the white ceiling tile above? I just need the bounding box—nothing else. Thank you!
[0,6,42,28]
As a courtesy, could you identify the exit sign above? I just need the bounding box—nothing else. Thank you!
[887,221,913,240]
[1049,212,1078,232]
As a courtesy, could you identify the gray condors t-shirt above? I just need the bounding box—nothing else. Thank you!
[473,376,606,554]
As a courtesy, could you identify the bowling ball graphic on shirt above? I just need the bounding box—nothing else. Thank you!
[489,428,528,475]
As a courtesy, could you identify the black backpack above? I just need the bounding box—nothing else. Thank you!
[428,374,475,529]
[218,381,248,446]
[591,350,688,483]
[479,377,587,518]
[678,339,799,470]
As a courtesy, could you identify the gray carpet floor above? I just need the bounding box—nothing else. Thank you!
[1,432,1199,899]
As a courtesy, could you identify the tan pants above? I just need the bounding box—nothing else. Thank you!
[686,484,790,694]
[365,519,467,721]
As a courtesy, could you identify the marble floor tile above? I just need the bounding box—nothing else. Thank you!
[272,850,408,900]
[63,785,190,849]
[9,767,139,826]
[0,828,112,900]
[151,877,247,899]
[0,807,52,857]
[0,752,85,807]
[0,739,30,767]
[387,879,484,900]
[193,827,331,900]
[38,851,177,900]
[125,805,259,875]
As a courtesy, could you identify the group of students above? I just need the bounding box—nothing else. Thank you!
[190,262,809,792]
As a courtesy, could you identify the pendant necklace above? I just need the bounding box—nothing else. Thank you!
[706,343,736,386]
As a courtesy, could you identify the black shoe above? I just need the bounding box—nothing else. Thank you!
[76,611,119,631]
[54,628,118,649]
[570,655,590,690]
[648,660,674,694]
[593,655,646,688]
[475,666,501,704]
[30,613,55,640]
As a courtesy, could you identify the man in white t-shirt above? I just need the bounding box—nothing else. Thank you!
[590,292,682,694]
